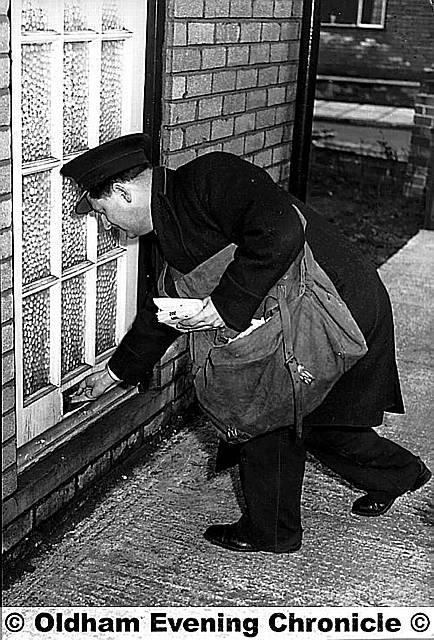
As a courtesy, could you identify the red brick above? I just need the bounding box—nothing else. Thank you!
[2,381,14,413]
[168,101,198,125]
[289,40,300,60]
[205,0,230,17]
[223,93,246,115]
[169,76,187,100]
[197,143,223,155]
[258,65,279,86]
[212,69,237,92]
[215,23,241,43]
[0,91,10,126]
[163,127,184,151]
[227,44,250,66]
[223,136,245,155]
[1,290,13,321]
[256,108,276,128]
[275,104,292,124]
[0,257,12,290]
[254,148,273,166]
[291,0,303,17]
[270,41,289,62]
[0,194,11,228]
[0,55,9,87]
[262,22,280,41]
[0,123,11,160]
[168,149,197,169]
[78,452,111,489]
[2,511,32,552]
[246,88,267,110]
[274,0,293,18]
[245,131,265,153]
[253,0,274,17]
[268,86,286,106]
[174,0,204,17]
[236,68,258,90]
[235,112,255,134]
[0,17,9,54]
[199,95,224,119]
[280,21,299,40]
[2,350,14,384]
[188,22,215,45]
[2,437,16,470]
[249,42,270,64]
[186,73,212,97]
[0,227,11,259]
[211,117,234,140]
[265,125,284,146]
[172,48,202,73]
[185,121,212,145]
[172,22,187,46]
[35,480,76,524]
[0,159,11,193]
[273,144,291,163]
[201,46,226,69]
[1,408,15,442]
[240,22,262,42]
[230,0,252,17]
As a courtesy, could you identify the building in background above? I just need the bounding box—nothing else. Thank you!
[2,0,304,555]
[316,0,433,107]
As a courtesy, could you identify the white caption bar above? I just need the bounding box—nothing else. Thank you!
[2,607,433,639]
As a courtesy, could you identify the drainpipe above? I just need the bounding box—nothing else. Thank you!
[288,0,322,202]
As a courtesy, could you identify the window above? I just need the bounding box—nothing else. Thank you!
[11,0,147,463]
[321,0,387,28]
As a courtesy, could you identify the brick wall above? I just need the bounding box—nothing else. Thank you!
[405,77,434,201]
[0,1,16,502]
[162,0,302,186]
[318,0,434,83]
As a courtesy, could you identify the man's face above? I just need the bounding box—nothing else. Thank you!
[87,181,152,239]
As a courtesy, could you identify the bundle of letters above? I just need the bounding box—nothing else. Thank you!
[153,297,204,327]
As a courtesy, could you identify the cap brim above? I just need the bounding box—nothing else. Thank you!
[75,192,93,214]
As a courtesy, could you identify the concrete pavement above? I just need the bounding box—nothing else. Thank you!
[3,231,433,607]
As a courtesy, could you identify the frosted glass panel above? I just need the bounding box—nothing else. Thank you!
[63,42,89,155]
[96,261,117,356]
[21,43,51,162]
[102,0,125,31]
[61,275,87,376]
[64,0,88,31]
[99,40,123,143]
[62,177,87,271]
[22,172,51,286]
[23,290,50,398]
[21,0,49,31]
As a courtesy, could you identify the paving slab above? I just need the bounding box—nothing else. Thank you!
[3,232,433,607]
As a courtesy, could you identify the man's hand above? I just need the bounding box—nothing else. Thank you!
[75,367,117,401]
[177,296,225,331]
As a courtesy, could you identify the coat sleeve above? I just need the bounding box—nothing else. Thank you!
[108,291,181,385]
[190,153,305,332]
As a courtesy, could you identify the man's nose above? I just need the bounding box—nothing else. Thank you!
[100,213,112,230]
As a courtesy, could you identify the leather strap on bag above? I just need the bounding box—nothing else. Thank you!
[277,281,304,440]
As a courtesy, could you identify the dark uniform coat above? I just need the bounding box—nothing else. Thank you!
[109,152,404,427]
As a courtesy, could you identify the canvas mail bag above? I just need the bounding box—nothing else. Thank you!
[158,205,368,443]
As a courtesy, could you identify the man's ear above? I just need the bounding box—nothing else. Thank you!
[112,183,132,203]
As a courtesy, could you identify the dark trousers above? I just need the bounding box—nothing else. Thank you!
[235,425,422,552]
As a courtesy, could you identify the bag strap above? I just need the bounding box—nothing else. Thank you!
[277,279,304,440]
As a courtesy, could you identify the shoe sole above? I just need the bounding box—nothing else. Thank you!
[203,531,302,554]
[351,466,432,518]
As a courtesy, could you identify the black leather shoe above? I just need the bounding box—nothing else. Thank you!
[203,523,301,553]
[351,461,432,517]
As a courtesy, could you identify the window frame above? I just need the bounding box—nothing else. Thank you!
[321,0,387,29]
[11,0,148,468]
